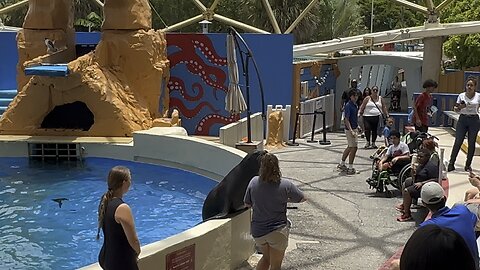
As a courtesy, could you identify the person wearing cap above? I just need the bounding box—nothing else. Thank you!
[420,182,479,268]
[396,148,438,222]
[341,79,363,111]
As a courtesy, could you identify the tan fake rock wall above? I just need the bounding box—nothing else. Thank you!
[17,0,76,93]
[1,29,170,137]
[266,111,285,149]
[17,29,76,91]
[95,29,169,118]
[102,0,152,30]
[0,54,151,137]
[23,0,74,30]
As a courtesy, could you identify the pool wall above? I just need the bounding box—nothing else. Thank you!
[0,127,254,269]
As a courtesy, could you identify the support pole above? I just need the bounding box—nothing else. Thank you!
[319,111,331,145]
[245,53,252,143]
[287,113,300,146]
[307,113,318,143]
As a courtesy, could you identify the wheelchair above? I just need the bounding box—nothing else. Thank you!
[366,131,438,197]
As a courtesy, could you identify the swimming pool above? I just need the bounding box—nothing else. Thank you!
[0,157,217,269]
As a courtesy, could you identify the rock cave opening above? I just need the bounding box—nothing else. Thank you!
[41,101,94,131]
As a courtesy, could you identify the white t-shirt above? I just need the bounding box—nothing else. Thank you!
[363,96,383,116]
[386,142,410,157]
[457,92,480,115]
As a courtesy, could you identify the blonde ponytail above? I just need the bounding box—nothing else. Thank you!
[97,190,114,240]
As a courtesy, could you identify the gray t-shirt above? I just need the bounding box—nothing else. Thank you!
[244,176,304,238]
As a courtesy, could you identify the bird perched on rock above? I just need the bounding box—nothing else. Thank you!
[44,38,57,53]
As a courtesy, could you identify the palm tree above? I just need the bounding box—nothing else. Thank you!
[75,11,102,32]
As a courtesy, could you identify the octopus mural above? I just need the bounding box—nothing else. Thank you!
[167,34,239,136]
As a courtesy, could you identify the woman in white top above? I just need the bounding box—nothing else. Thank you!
[359,86,389,149]
[448,77,480,172]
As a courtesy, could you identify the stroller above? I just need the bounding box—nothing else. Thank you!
[366,131,438,197]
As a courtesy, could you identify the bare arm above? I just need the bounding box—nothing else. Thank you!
[380,97,389,117]
[115,203,141,256]
[359,96,369,115]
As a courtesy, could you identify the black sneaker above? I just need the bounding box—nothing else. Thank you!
[447,164,455,172]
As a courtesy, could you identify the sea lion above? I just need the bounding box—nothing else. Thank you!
[202,150,267,221]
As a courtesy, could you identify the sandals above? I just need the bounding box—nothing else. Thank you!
[396,213,413,222]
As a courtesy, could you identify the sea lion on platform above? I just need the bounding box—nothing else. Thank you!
[202,150,267,221]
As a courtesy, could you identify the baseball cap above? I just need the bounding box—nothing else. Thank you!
[421,182,444,204]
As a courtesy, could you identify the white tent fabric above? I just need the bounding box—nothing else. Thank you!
[225,34,247,114]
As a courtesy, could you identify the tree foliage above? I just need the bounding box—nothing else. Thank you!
[357,0,424,33]
[442,0,480,69]
[75,12,103,32]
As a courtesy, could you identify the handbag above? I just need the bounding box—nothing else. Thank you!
[371,96,387,125]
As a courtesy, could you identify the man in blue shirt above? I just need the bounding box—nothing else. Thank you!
[420,182,479,268]
[338,89,359,175]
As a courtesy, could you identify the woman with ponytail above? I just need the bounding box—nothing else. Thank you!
[244,153,306,270]
[97,166,140,270]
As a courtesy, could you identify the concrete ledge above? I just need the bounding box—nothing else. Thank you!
[219,112,263,147]
[80,210,254,270]
[133,129,246,181]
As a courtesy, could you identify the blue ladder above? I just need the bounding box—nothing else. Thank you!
[0,89,18,117]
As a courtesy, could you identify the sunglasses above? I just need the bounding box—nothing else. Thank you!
[372,89,379,92]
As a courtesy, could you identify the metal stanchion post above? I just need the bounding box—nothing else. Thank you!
[307,112,318,143]
[287,112,300,146]
[319,111,331,145]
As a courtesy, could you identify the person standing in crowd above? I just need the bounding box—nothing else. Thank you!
[419,182,479,267]
[359,85,389,149]
[359,87,372,138]
[447,77,480,172]
[244,153,306,270]
[338,89,360,175]
[413,79,437,133]
[398,225,476,270]
[383,117,395,146]
[97,166,140,270]
[341,79,363,111]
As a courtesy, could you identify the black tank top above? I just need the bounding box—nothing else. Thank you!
[99,197,138,270]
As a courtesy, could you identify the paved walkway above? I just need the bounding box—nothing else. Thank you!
[238,127,478,270]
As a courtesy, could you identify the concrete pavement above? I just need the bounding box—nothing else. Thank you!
[238,127,477,270]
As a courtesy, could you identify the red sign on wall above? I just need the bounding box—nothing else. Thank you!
[166,244,195,270]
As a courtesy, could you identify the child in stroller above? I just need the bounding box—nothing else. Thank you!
[367,130,438,197]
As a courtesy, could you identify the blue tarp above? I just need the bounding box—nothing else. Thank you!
[24,64,69,77]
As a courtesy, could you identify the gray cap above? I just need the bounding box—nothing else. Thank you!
[421,182,444,205]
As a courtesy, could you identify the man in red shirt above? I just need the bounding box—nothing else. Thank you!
[413,79,437,133]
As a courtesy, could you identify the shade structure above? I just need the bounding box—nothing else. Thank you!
[225,33,247,114]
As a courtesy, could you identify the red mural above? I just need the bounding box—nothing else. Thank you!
[167,34,239,135]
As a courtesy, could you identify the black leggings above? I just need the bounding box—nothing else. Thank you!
[363,115,380,144]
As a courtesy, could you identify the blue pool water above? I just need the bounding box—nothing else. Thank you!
[0,157,217,269]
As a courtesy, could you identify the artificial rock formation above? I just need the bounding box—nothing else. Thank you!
[17,0,76,91]
[266,111,285,148]
[0,0,170,137]
[102,0,152,30]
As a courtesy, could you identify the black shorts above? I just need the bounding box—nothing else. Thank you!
[384,157,410,174]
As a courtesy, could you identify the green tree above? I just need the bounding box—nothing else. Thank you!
[442,0,480,69]
[75,11,103,32]
[0,0,28,27]
[0,0,102,30]
[357,0,424,33]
